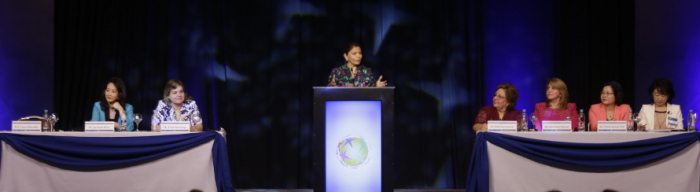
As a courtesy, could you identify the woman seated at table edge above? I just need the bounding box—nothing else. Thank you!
[473,83,523,132]
[637,78,682,131]
[151,80,204,132]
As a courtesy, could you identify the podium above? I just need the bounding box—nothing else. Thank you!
[313,87,394,192]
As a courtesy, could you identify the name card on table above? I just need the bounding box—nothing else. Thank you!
[597,121,627,132]
[542,121,572,132]
[160,121,191,132]
[12,121,42,132]
[487,120,518,132]
[85,121,115,132]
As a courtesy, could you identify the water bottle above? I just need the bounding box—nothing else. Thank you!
[578,109,586,132]
[42,109,49,132]
[627,111,634,131]
[689,109,697,132]
[117,118,127,132]
[530,114,538,131]
[521,109,528,131]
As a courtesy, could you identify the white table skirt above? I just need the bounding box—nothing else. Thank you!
[488,132,700,192]
[0,132,218,192]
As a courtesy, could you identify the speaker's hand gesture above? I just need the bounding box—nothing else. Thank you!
[376,75,387,87]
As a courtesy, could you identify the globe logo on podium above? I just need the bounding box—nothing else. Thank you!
[336,136,369,168]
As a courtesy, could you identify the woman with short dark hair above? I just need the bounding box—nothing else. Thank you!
[637,78,682,131]
[327,42,387,87]
[473,83,523,132]
[588,81,632,131]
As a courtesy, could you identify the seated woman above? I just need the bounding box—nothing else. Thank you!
[91,77,134,131]
[637,78,682,131]
[151,80,203,132]
[328,42,387,87]
[588,81,632,131]
[533,77,579,131]
[473,83,523,132]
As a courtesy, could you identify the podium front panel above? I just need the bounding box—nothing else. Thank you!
[313,87,394,192]
[325,101,382,191]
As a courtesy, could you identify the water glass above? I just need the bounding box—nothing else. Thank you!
[134,113,143,132]
[530,114,538,131]
[49,113,59,132]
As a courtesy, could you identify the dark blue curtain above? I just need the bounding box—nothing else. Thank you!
[466,132,700,192]
[0,131,234,192]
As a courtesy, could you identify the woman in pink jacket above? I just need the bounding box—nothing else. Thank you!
[533,77,579,131]
[588,81,632,131]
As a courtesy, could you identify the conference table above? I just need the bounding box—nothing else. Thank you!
[467,131,700,192]
[0,131,234,192]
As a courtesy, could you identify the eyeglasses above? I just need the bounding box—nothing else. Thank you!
[600,92,614,96]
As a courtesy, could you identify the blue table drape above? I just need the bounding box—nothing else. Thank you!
[0,131,234,192]
[466,132,700,192]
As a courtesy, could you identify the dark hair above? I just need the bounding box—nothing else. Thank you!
[497,83,519,111]
[602,81,624,105]
[99,77,127,113]
[343,42,361,54]
[648,78,675,103]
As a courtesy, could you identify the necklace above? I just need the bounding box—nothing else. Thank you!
[606,110,614,121]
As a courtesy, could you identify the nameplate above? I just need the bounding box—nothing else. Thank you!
[597,121,627,132]
[487,120,518,132]
[85,121,115,132]
[667,117,680,129]
[12,121,42,132]
[160,121,190,132]
[542,121,572,132]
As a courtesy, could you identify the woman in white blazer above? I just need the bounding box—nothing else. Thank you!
[638,78,683,130]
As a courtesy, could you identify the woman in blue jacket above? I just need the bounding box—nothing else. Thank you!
[91,77,134,131]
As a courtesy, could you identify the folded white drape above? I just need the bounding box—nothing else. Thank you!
[0,134,217,192]
[488,133,700,192]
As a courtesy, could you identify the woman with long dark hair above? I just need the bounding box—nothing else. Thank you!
[90,77,134,131]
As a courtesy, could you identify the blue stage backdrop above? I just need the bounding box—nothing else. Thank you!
[635,0,700,125]
[0,0,53,130]
[483,0,554,115]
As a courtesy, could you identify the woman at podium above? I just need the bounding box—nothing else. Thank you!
[90,77,134,131]
[473,83,522,132]
[327,42,387,87]
[533,77,579,131]
[151,80,203,132]
[637,78,682,131]
[588,81,632,131]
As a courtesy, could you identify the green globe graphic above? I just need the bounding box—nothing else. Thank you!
[336,137,369,168]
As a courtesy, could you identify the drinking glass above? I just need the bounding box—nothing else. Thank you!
[133,113,143,132]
